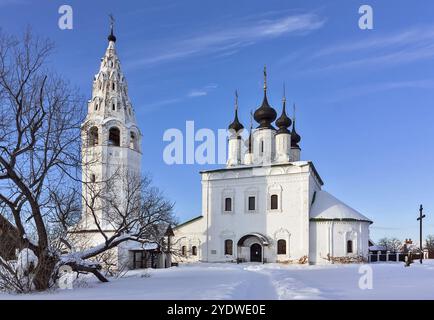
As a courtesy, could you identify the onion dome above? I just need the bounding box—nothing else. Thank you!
[108,15,117,43]
[244,111,253,153]
[276,86,292,135]
[291,104,301,148]
[228,90,244,133]
[253,66,277,129]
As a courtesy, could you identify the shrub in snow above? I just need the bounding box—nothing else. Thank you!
[16,248,38,277]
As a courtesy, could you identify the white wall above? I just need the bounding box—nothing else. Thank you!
[309,220,370,264]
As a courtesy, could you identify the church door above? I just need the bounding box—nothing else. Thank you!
[250,243,262,262]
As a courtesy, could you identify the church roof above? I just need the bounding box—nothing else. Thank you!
[310,190,372,223]
[200,161,324,186]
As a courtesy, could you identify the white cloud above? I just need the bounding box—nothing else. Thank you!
[188,90,207,97]
[323,79,434,103]
[188,84,218,98]
[129,12,325,67]
[146,83,218,112]
[304,25,434,72]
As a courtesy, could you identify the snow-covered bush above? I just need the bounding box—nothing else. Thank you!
[16,248,39,277]
[0,249,40,293]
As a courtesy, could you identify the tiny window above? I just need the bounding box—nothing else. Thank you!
[260,140,264,153]
[347,240,353,254]
[192,246,197,256]
[224,197,232,212]
[181,246,186,256]
[130,132,138,150]
[94,104,98,111]
[90,174,96,183]
[277,239,286,255]
[112,103,116,111]
[248,196,256,211]
[224,240,233,255]
[112,83,115,90]
[271,194,278,210]
[88,127,99,147]
[108,127,120,146]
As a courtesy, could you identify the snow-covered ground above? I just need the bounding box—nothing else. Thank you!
[1,260,434,300]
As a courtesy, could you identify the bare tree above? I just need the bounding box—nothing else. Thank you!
[66,169,175,281]
[377,237,402,252]
[0,29,84,290]
[0,29,175,291]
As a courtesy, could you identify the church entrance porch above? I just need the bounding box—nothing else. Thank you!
[250,243,262,262]
[237,233,269,263]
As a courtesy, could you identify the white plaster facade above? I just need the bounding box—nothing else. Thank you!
[75,28,143,267]
[173,78,372,265]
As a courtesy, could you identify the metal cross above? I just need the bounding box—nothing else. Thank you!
[417,204,426,264]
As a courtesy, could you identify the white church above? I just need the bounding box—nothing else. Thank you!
[172,73,373,264]
[77,24,373,268]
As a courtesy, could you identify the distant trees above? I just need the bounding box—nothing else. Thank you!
[377,237,402,252]
[424,235,434,258]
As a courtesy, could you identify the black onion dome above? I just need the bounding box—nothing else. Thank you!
[291,119,301,148]
[254,91,277,129]
[108,28,116,42]
[245,131,253,153]
[228,109,244,133]
[276,101,292,134]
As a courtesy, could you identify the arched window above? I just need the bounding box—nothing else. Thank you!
[181,246,186,256]
[88,127,99,147]
[192,246,197,256]
[224,239,233,255]
[224,197,232,212]
[260,140,264,154]
[108,127,120,146]
[270,194,278,210]
[347,240,353,254]
[130,132,138,150]
[277,239,286,255]
[112,103,116,111]
[94,103,99,111]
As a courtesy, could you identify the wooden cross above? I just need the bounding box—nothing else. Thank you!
[417,204,426,264]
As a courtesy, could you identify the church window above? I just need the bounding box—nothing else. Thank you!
[90,174,96,183]
[248,196,256,211]
[347,240,353,254]
[224,197,232,212]
[260,140,264,154]
[192,246,197,256]
[112,83,115,90]
[277,239,286,254]
[224,239,233,255]
[181,246,186,256]
[94,104,98,111]
[108,127,120,146]
[270,194,278,210]
[88,127,99,147]
[112,103,116,111]
[130,132,138,150]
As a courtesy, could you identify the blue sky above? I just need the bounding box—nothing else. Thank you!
[1,0,434,242]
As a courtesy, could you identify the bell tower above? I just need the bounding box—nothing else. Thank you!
[80,19,142,231]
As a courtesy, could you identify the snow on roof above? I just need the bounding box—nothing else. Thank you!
[310,190,372,223]
[369,245,387,251]
[126,242,159,251]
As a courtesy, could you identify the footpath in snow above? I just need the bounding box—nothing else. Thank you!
[1,261,434,299]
